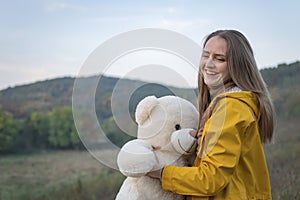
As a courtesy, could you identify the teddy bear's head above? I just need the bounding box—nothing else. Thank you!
[117,95,199,177]
[135,95,199,149]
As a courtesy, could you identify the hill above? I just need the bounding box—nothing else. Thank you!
[260,61,300,89]
[0,61,299,119]
[0,75,197,119]
[260,61,300,118]
[0,77,75,118]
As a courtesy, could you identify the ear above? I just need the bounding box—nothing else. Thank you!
[135,96,159,126]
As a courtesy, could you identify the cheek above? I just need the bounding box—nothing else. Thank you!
[217,63,228,74]
[199,61,205,73]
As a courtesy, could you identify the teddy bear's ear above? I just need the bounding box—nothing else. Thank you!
[135,96,159,126]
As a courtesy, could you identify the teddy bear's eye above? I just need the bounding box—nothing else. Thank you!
[175,124,181,130]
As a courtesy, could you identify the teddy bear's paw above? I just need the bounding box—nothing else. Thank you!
[171,128,197,155]
[117,139,156,177]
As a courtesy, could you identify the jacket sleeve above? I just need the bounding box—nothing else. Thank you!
[161,98,249,197]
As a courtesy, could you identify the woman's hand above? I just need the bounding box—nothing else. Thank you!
[190,129,202,138]
[189,129,197,138]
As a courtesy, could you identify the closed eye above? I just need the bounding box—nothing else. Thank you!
[215,57,226,62]
[201,54,209,59]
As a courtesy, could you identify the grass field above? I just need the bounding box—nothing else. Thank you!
[264,119,300,200]
[0,150,125,200]
[0,120,299,200]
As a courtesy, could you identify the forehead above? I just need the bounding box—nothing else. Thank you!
[204,36,227,55]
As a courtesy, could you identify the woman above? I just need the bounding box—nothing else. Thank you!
[148,30,276,199]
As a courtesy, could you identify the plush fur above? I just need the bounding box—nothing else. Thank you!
[116,95,199,200]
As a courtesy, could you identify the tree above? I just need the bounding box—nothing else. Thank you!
[0,110,19,153]
[48,106,81,149]
[25,112,50,149]
[101,116,134,147]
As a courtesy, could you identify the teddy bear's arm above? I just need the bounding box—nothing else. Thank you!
[117,139,157,177]
[171,128,197,155]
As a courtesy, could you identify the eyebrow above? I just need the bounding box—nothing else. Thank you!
[202,50,226,57]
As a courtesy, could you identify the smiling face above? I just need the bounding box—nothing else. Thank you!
[200,36,230,89]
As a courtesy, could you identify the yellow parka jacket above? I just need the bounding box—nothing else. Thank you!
[161,92,272,200]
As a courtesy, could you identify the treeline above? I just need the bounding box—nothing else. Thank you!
[0,105,135,154]
[0,106,83,153]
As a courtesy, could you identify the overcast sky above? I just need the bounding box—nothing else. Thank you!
[1,0,299,90]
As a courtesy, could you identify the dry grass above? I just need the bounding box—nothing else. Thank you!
[0,150,123,200]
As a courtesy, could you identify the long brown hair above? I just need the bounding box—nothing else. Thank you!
[198,30,276,143]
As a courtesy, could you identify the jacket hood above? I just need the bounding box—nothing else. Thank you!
[214,91,259,118]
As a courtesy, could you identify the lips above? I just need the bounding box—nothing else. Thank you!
[204,69,218,75]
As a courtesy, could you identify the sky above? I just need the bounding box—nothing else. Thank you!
[0,0,299,90]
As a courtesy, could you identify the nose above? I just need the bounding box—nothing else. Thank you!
[205,56,214,68]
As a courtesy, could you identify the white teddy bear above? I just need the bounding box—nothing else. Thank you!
[115,95,199,200]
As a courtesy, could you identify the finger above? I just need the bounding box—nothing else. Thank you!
[189,130,197,137]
